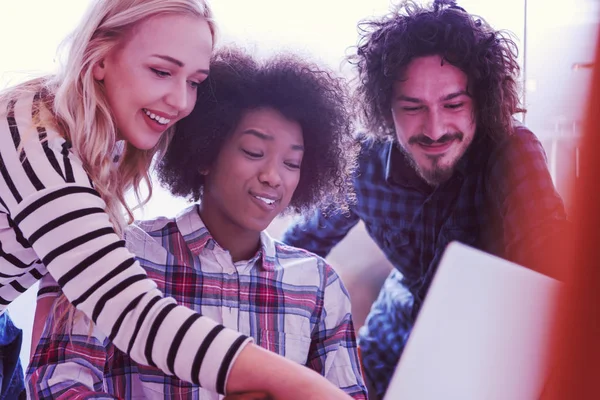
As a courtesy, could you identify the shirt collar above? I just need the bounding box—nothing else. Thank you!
[175,203,278,271]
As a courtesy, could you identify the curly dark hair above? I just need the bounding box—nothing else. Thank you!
[157,47,356,214]
[349,0,524,142]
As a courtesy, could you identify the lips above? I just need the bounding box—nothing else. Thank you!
[417,140,454,155]
[249,192,280,211]
[254,195,276,205]
[141,108,177,134]
[143,108,172,125]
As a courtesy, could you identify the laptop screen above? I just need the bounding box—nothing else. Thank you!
[384,242,562,400]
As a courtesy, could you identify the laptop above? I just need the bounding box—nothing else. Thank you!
[384,242,562,400]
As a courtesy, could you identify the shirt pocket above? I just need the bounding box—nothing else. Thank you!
[258,329,312,365]
[438,226,479,250]
[368,220,410,249]
[132,364,199,397]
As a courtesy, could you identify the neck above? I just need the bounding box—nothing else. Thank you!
[198,204,261,263]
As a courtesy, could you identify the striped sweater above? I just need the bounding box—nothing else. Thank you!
[0,92,251,394]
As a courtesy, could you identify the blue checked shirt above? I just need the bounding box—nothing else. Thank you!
[282,124,568,398]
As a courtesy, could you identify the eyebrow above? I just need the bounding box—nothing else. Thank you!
[243,129,305,151]
[151,54,209,75]
[441,90,471,101]
[397,90,471,103]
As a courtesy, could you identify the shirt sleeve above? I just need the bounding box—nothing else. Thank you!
[306,262,368,399]
[282,206,360,258]
[26,295,117,400]
[0,93,251,394]
[486,126,569,279]
[37,273,60,301]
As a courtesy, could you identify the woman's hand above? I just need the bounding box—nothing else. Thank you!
[224,392,271,400]
[227,343,353,400]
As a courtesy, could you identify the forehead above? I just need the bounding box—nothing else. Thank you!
[393,55,469,99]
[235,108,304,144]
[119,13,212,66]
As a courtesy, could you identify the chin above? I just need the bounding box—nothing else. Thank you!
[129,136,162,151]
[419,163,456,185]
[244,219,271,233]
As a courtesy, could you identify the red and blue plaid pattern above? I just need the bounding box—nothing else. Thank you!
[27,205,367,399]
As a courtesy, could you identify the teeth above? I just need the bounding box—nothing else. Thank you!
[144,109,171,125]
[255,196,275,205]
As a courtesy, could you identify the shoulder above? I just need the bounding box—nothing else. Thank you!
[125,215,177,259]
[132,214,177,234]
[0,89,63,144]
[270,235,343,286]
[0,88,93,212]
[350,132,393,181]
[355,132,390,157]
[0,88,74,171]
[482,122,554,193]
[490,122,547,163]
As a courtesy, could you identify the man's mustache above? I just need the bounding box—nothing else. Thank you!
[409,132,463,145]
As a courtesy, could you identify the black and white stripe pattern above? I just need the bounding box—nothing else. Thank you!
[0,93,250,394]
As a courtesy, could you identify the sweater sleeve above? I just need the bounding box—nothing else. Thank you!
[0,93,251,394]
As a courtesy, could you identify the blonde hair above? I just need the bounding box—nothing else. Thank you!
[2,0,215,334]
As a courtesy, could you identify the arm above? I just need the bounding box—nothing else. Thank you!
[1,94,351,399]
[31,275,61,355]
[27,295,116,400]
[282,207,360,259]
[486,127,569,279]
[30,296,54,357]
[306,263,368,400]
[0,96,249,393]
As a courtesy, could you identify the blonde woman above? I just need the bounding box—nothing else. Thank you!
[28,47,367,400]
[0,1,353,399]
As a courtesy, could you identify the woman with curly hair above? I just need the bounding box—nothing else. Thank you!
[2,1,347,399]
[12,1,358,399]
[160,47,357,218]
[28,47,367,400]
[283,0,568,398]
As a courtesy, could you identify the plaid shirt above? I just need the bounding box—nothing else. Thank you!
[283,124,568,398]
[27,205,367,399]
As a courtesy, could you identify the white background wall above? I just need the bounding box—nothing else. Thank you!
[1,0,596,370]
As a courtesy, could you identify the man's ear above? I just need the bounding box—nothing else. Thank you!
[92,59,107,81]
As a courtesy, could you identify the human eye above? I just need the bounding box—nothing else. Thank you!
[150,68,171,78]
[445,102,464,109]
[242,149,263,158]
[188,80,201,89]
[285,161,301,170]
[402,106,423,112]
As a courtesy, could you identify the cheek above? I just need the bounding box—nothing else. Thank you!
[102,76,124,111]
[206,172,236,204]
[458,114,476,137]
[107,75,148,113]
[394,122,416,145]
[217,161,254,191]
[290,175,301,191]
[181,90,198,119]
[392,114,422,142]
[284,174,301,199]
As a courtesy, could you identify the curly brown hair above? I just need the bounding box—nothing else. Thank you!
[157,47,357,214]
[349,0,524,142]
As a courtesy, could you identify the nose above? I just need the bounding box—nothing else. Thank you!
[258,160,282,188]
[164,79,190,113]
[424,108,446,141]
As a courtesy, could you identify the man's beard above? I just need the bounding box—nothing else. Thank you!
[401,132,464,186]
